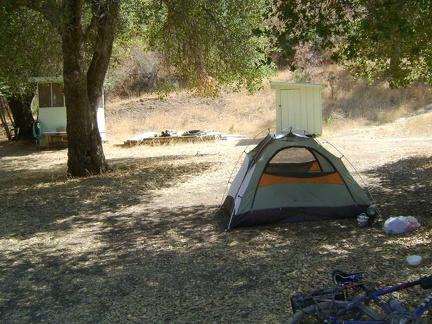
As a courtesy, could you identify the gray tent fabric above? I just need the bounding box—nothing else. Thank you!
[223,132,371,229]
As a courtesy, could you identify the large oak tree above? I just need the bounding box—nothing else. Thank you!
[2,0,274,176]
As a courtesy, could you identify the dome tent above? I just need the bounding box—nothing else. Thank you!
[223,132,371,230]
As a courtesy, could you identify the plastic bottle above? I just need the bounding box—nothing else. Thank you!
[388,298,409,314]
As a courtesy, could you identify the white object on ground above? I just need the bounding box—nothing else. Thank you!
[383,216,420,234]
[406,255,422,266]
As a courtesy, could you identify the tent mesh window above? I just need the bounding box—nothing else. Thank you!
[265,148,336,175]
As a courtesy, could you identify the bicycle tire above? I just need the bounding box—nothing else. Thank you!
[288,301,384,323]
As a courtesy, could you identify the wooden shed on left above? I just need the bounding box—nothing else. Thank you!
[29,77,107,147]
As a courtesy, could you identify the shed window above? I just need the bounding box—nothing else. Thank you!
[38,83,65,108]
[52,83,64,107]
[38,83,52,108]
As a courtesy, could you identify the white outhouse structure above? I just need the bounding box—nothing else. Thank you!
[30,77,106,146]
[270,82,325,136]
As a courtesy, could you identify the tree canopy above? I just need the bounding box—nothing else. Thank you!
[273,0,432,87]
[0,5,63,138]
[0,6,62,94]
[145,0,274,93]
[339,0,432,87]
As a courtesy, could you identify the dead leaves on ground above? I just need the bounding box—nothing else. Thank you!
[0,147,432,322]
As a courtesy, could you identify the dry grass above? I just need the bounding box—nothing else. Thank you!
[105,87,277,143]
[105,67,432,144]
[321,66,432,123]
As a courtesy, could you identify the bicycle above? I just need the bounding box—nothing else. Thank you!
[288,270,432,323]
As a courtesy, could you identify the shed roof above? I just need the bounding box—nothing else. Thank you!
[270,82,326,90]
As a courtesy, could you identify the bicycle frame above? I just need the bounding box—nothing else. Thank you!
[315,277,432,323]
[368,278,432,319]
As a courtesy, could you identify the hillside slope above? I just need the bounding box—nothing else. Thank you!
[105,67,432,144]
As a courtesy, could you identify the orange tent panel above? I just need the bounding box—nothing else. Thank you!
[258,172,345,187]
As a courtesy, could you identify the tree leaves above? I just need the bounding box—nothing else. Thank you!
[337,1,432,87]
[144,0,276,94]
[0,6,62,96]
[274,0,432,88]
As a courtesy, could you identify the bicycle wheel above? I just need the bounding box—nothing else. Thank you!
[288,301,384,323]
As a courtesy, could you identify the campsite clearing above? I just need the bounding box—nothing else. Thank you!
[1,116,432,323]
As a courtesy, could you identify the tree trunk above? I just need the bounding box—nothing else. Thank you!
[63,73,107,176]
[61,0,109,176]
[7,94,35,140]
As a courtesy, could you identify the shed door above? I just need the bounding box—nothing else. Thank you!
[279,89,301,132]
[277,87,322,135]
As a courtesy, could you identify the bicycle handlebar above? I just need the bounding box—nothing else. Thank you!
[332,270,432,290]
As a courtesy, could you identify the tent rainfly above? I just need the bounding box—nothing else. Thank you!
[223,132,372,229]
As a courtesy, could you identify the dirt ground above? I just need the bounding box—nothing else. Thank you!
[1,113,432,323]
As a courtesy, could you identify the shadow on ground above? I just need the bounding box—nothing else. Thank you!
[365,155,432,220]
[0,154,211,239]
[0,154,431,323]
